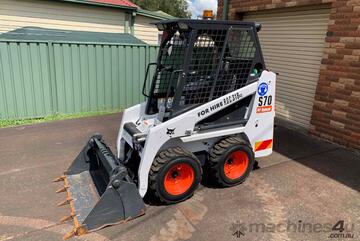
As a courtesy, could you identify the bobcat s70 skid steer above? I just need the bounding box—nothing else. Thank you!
[54,19,276,239]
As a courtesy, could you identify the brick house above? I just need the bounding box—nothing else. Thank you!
[218,0,360,149]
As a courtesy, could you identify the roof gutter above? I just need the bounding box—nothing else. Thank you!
[60,0,137,11]
[60,0,173,20]
[136,9,174,20]
[222,0,229,20]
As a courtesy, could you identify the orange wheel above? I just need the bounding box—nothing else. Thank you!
[207,136,254,187]
[164,163,195,196]
[223,151,249,180]
[149,147,202,204]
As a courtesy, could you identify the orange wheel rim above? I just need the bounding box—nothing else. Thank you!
[164,163,195,196]
[224,151,249,180]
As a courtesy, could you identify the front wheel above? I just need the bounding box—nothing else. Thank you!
[148,147,202,204]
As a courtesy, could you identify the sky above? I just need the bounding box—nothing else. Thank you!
[187,0,218,18]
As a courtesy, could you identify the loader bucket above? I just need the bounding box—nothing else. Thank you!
[54,135,145,239]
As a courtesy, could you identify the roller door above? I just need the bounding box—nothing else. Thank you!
[243,5,330,128]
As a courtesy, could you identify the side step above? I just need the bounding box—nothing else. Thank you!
[54,135,145,239]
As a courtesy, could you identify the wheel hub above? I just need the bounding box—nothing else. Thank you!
[223,151,249,180]
[164,163,195,196]
[171,171,179,179]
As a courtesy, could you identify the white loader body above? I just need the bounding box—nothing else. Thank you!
[56,19,277,238]
[117,70,276,197]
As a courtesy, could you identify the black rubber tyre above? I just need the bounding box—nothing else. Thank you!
[148,147,202,204]
[208,136,254,187]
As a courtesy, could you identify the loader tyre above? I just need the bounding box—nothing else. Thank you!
[149,147,202,204]
[208,136,254,187]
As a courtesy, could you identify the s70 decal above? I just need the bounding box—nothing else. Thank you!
[257,95,273,113]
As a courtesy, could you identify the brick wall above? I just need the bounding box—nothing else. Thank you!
[218,0,360,149]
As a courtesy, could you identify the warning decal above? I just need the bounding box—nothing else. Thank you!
[255,139,273,151]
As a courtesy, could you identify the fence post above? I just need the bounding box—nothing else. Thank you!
[47,41,58,115]
[145,44,148,101]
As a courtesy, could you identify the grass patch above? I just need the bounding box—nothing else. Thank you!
[0,110,122,128]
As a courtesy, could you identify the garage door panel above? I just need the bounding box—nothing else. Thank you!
[276,99,314,114]
[276,92,316,105]
[277,82,317,93]
[276,97,315,111]
[277,73,320,85]
[262,49,324,58]
[260,38,325,43]
[258,22,330,28]
[278,71,320,80]
[276,105,312,120]
[276,110,312,126]
[268,65,321,75]
[252,17,329,25]
[259,34,327,40]
[277,84,316,96]
[250,12,330,18]
[265,56,322,66]
[276,102,313,117]
[268,65,322,77]
[277,85,316,95]
[277,107,312,119]
[277,76,316,91]
[248,9,330,20]
[254,18,329,26]
[260,29,329,35]
[244,6,330,129]
[267,58,323,67]
[261,41,325,48]
[276,92,316,102]
[265,58,321,69]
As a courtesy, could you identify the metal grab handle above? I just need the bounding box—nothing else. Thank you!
[165,69,183,103]
[142,62,157,97]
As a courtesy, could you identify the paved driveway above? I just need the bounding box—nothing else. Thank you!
[0,113,359,241]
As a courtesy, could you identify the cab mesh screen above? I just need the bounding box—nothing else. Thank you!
[181,28,256,105]
[151,28,257,106]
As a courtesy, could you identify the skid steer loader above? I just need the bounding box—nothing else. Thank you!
[54,19,276,239]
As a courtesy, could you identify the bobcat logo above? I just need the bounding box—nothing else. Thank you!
[166,128,175,137]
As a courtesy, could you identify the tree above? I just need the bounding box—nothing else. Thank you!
[133,0,191,18]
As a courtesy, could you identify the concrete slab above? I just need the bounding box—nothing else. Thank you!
[0,113,359,241]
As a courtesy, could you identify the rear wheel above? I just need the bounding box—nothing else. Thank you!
[149,147,202,204]
[208,136,254,187]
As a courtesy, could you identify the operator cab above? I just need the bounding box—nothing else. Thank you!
[143,19,265,130]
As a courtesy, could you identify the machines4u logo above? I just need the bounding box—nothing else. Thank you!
[257,83,268,96]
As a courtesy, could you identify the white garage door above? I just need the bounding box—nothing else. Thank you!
[244,5,330,129]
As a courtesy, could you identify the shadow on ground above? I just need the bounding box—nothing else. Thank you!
[273,125,360,192]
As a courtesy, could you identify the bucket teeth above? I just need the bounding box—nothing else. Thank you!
[60,212,76,223]
[53,175,66,182]
[63,228,76,240]
[57,198,72,207]
[63,226,88,240]
[56,185,69,193]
